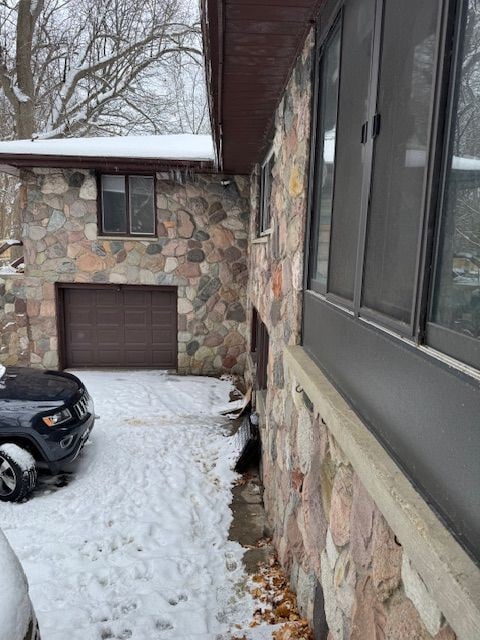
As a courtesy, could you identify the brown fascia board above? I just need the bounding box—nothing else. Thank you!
[0,154,216,174]
[201,0,223,171]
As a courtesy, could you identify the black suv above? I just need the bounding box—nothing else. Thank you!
[0,366,95,502]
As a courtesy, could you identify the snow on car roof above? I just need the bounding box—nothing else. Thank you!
[0,134,215,162]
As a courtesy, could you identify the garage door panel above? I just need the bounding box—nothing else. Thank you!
[97,328,123,344]
[66,309,95,325]
[152,349,176,365]
[69,327,96,343]
[95,290,120,306]
[96,349,125,365]
[124,329,148,344]
[125,349,150,365]
[152,329,175,344]
[125,290,151,305]
[67,290,94,304]
[152,309,175,322]
[68,349,96,367]
[124,310,148,325]
[61,286,177,369]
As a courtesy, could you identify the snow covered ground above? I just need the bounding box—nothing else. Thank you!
[0,371,259,640]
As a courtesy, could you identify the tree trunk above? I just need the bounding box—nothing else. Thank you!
[15,0,36,139]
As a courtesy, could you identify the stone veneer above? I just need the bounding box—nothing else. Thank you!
[246,29,457,640]
[0,275,31,366]
[0,169,249,374]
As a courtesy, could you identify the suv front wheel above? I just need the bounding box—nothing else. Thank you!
[0,444,37,502]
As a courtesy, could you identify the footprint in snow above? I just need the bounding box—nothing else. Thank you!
[168,592,188,606]
[225,552,238,572]
[155,619,174,631]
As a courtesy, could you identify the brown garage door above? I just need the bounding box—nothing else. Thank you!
[59,285,177,369]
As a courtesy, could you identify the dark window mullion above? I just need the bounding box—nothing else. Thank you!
[126,176,131,235]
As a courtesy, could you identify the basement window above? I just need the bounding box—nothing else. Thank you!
[251,306,269,390]
[100,175,156,236]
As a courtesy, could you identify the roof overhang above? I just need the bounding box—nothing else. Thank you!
[0,154,215,174]
[202,0,324,175]
[0,135,216,174]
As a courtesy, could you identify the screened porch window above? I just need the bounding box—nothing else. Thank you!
[308,0,441,326]
[309,21,341,293]
[429,0,480,369]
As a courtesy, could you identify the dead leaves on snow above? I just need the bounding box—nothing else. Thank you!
[240,555,313,640]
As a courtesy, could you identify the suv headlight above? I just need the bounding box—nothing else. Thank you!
[42,408,72,427]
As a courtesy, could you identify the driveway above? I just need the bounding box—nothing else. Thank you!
[1,371,255,640]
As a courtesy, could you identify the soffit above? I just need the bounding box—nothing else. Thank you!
[203,0,324,174]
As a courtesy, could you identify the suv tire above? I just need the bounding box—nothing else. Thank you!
[0,444,37,502]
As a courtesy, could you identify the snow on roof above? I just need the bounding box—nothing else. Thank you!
[407,149,480,171]
[0,134,215,163]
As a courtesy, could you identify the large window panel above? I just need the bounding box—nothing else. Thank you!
[102,175,127,234]
[362,0,440,324]
[309,23,341,293]
[430,0,480,368]
[328,0,375,301]
[129,176,155,235]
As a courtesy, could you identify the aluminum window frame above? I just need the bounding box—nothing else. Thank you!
[258,148,275,236]
[423,0,480,371]
[98,173,157,238]
[307,11,344,296]
[306,0,463,350]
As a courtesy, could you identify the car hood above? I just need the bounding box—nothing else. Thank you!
[0,367,81,403]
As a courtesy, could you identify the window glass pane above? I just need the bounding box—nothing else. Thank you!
[310,24,341,290]
[260,153,274,233]
[129,176,155,235]
[102,175,126,234]
[432,1,480,342]
[328,0,375,300]
[362,0,440,323]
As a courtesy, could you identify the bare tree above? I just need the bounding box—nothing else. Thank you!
[0,0,209,237]
[0,0,205,140]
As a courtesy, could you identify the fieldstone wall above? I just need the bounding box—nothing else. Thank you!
[246,29,457,640]
[0,275,31,366]
[6,169,249,374]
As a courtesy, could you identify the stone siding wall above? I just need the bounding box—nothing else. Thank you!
[8,169,249,374]
[0,275,31,366]
[246,29,457,640]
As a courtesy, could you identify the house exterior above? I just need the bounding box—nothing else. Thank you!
[201,1,479,639]
[0,136,249,374]
[0,1,479,638]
